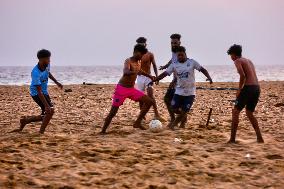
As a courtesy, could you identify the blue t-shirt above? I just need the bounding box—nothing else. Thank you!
[30,64,50,96]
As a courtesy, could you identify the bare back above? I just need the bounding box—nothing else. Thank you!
[140,52,154,75]
[119,58,141,88]
[235,57,259,85]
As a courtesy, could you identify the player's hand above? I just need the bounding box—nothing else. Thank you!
[159,66,165,70]
[56,82,63,89]
[206,78,213,84]
[45,106,52,114]
[148,81,154,86]
[236,90,241,98]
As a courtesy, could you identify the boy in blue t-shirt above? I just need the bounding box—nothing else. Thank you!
[17,49,63,134]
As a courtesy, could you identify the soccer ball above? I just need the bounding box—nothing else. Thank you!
[149,119,163,133]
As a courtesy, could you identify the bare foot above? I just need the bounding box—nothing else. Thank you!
[179,122,186,128]
[257,138,264,143]
[10,118,27,132]
[167,122,175,131]
[133,123,147,130]
[99,131,107,135]
[19,118,27,131]
[227,139,236,144]
[155,116,166,122]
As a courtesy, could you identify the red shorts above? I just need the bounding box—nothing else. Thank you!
[112,84,145,107]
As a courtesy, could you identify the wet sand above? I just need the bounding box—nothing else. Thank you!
[0,82,283,189]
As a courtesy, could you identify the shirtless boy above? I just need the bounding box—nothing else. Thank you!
[227,44,264,143]
[101,44,155,134]
[135,37,164,121]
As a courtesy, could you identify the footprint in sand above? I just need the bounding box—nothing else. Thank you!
[266,154,283,160]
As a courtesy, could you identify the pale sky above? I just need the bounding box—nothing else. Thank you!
[1,0,283,66]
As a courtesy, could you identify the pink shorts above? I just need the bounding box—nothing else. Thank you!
[112,84,145,107]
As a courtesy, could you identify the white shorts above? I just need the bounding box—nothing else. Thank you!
[136,75,153,91]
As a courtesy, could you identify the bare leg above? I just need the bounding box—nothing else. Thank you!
[246,109,264,143]
[180,114,188,128]
[101,106,119,134]
[11,115,43,133]
[164,95,175,122]
[228,108,240,143]
[133,95,154,130]
[168,111,187,130]
[139,101,146,120]
[39,108,54,134]
[147,87,165,122]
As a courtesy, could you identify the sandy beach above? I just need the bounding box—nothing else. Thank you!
[0,81,283,189]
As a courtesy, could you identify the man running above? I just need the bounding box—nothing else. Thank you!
[101,44,155,134]
[16,49,63,134]
[227,44,264,143]
[153,46,213,130]
[135,37,164,121]
[159,34,181,122]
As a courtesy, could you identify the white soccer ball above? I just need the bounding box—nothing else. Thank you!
[149,119,163,133]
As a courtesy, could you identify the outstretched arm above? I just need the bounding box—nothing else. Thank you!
[159,60,172,70]
[138,70,155,81]
[200,67,213,84]
[49,73,63,89]
[153,71,169,82]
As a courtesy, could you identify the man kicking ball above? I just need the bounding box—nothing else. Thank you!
[227,44,264,143]
[159,33,181,122]
[153,46,213,130]
[135,37,164,121]
[101,44,155,134]
[17,49,63,134]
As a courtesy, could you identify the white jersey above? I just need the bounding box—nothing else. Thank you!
[166,58,202,96]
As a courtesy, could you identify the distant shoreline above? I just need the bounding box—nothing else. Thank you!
[0,81,283,87]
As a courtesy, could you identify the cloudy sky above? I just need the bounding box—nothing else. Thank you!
[1,0,283,66]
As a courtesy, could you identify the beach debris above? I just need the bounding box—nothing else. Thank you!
[83,82,97,85]
[167,177,177,185]
[197,87,238,91]
[174,138,183,143]
[274,103,284,107]
[245,154,251,159]
[206,108,213,127]
[64,88,72,93]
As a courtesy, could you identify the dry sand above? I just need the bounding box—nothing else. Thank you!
[0,82,283,189]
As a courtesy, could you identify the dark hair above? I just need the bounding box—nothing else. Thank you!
[227,44,242,56]
[170,33,181,40]
[37,49,51,59]
[134,44,148,54]
[176,46,186,53]
[136,37,147,43]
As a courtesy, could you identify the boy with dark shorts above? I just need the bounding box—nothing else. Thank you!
[101,44,155,134]
[227,44,264,143]
[16,49,63,134]
[153,46,213,130]
[159,33,181,122]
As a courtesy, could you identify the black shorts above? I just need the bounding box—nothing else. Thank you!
[235,85,260,112]
[32,95,53,115]
[171,94,195,112]
[164,88,175,102]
